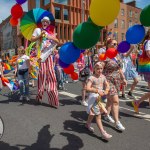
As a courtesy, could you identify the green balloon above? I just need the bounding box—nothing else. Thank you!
[73,22,101,49]
[87,17,104,30]
[140,5,150,27]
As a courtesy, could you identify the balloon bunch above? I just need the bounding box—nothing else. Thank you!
[100,3,150,61]
[10,0,27,26]
[59,0,120,79]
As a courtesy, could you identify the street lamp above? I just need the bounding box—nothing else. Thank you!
[81,0,85,22]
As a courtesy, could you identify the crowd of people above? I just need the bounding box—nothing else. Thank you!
[0,16,149,141]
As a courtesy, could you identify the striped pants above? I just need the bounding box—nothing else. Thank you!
[37,56,59,107]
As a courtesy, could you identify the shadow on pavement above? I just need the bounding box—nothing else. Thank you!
[0,141,19,150]
[59,99,80,106]
[63,120,108,143]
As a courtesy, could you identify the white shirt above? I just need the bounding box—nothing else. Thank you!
[32,28,56,62]
[98,47,106,54]
[17,55,29,70]
[145,40,150,51]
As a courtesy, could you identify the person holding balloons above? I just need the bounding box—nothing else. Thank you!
[31,16,59,108]
[103,39,127,131]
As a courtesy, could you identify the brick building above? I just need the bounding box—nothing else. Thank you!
[28,0,107,45]
[28,0,142,44]
[108,0,141,43]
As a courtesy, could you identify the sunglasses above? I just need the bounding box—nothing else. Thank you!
[112,43,117,46]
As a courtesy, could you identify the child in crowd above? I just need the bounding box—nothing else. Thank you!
[0,58,4,91]
[85,62,112,140]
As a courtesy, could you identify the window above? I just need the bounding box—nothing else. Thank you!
[35,0,40,8]
[55,7,61,19]
[114,19,118,28]
[129,10,132,17]
[121,33,125,41]
[121,9,124,16]
[113,32,118,41]
[64,9,69,20]
[135,12,138,19]
[54,0,68,5]
[128,20,132,28]
[121,20,125,29]
[44,0,50,5]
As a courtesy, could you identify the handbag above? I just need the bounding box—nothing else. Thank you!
[18,69,28,75]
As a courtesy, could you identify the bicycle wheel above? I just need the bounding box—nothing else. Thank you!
[0,116,4,140]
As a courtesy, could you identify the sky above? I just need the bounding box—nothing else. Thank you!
[0,0,149,23]
[0,0,28,23]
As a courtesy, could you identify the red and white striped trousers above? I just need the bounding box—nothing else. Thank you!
[37,55,59,107]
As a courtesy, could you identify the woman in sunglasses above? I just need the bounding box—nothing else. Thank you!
[103,39,127,131]
[16,46,30,101]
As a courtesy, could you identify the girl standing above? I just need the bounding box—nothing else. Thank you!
[86,62,112,140]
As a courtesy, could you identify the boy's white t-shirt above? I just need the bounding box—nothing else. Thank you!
[17,55,30,70]
[145,40,150,51]
[32,28,56,62]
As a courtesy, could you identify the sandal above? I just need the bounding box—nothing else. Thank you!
[101,131,112,140]
[85,123,94,132]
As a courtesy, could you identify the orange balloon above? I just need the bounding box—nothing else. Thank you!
[99,53,106,61]
[106,48,118,59]
[71,72,79,80]
[10,17,18,26]
[63,64,74,74]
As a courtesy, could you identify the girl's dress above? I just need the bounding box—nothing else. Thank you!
[103,59,122,96]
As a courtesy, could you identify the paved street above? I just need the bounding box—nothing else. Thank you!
[0,80,150,150]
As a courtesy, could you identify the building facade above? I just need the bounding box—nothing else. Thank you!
[28,0,142,45]
[28,0,108,45]
[107,1,141,42]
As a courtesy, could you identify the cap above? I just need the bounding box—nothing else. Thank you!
[41,16,50,24]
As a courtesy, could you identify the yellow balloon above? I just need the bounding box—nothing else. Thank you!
[90,0,120,26]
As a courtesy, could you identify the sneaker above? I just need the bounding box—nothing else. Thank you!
[101,131,112,140]
[19,95,23,101]
[104,115,115,124]
[65,81,68,83]
[132,101,139,113]
[25,96,30,101]
[121,94,129,100]
[85,124,94,132]
[81,100,88,107]
[128,91,136,99]
[115,121,125,131]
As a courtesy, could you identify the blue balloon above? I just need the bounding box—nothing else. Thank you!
[81,49,85,53]
[16,0,27,4]
[126,25,145,44]
[59,42,81,64]
[58,59,70,68]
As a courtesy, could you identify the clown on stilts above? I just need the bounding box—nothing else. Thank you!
[31,16,59,108]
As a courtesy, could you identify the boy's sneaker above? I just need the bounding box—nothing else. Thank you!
[121,94,129,100]
[128,91,136,99]
[104,115,115,124]
[19,95,23,101]
[81,100,88,107]
[132,101,139,113]
[85,123,94,132]
[115,121,125,131]
[25,96,30,101]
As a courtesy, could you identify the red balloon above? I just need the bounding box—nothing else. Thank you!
[63,64,74,74]
[99,53,106,61]
[10,17,18,26]
[71,72,79,80]
[11,4,23,19]
[106,48,118,59]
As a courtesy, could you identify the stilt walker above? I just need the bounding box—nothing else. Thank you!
[31,16,59,108]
